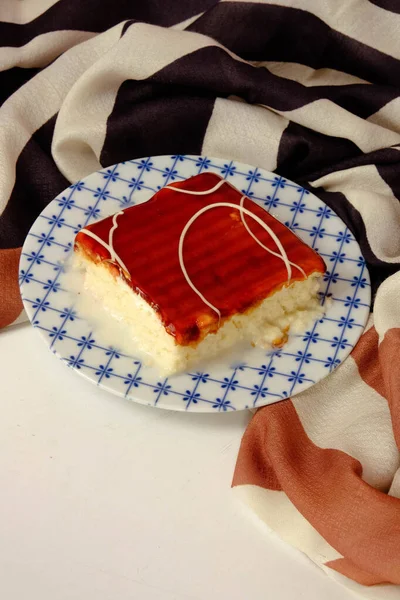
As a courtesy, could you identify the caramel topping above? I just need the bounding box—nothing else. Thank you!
[75,173,326,345]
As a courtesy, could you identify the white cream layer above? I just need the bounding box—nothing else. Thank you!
[73,251,324,376]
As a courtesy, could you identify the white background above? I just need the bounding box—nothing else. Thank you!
[0,324,353,600]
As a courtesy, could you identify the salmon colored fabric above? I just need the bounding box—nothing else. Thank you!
[234,275,400,597]
[233,398,400,585]
[0,248,23,328]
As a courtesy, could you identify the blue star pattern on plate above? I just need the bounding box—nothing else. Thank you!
[20,156,371,412]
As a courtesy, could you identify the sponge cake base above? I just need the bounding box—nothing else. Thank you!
[75,252,324,375]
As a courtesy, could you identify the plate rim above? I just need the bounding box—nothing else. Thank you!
[19,155,371,412]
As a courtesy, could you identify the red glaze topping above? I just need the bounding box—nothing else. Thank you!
[75,173,326,345]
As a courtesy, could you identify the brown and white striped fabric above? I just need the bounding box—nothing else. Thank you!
[1,1,399,594]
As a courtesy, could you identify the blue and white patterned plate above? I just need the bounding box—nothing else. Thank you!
[20,156,371,412]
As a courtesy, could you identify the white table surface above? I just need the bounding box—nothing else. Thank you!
[0,324,353,600]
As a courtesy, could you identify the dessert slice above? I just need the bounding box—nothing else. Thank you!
[74,172,326,374]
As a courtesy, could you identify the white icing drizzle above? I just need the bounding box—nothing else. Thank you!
[79,211,130,277]
[239,196,306,279]
[166,178,304,278]
[179,201,302,320]
[109,211,123,251]
[171,178,308,319]
[165,179,226,196]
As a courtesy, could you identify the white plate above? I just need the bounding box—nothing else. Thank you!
[20,155,370,412]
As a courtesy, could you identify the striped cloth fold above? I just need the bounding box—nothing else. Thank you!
[0,1,399,595]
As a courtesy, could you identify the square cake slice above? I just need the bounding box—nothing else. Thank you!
[74,172,326,374]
